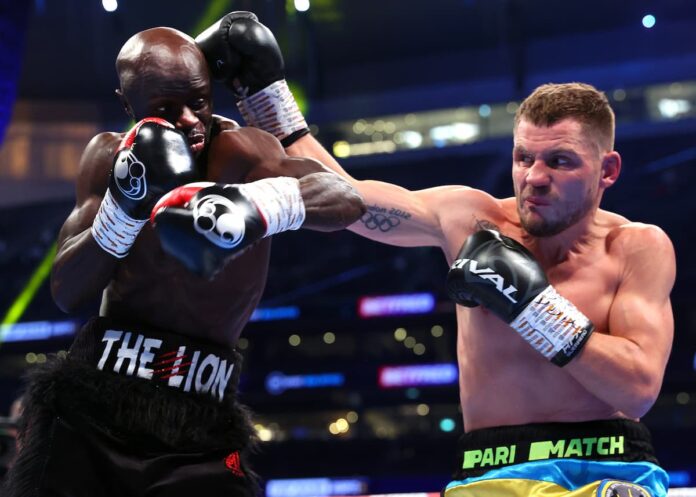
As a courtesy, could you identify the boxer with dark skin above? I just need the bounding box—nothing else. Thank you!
[3,27,363,497]
[51,27,364,347]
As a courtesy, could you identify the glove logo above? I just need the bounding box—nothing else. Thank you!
[193,194,246,249]
[114,151,147,200]
[451,258,519,303]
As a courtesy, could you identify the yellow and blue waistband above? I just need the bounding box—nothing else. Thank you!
[446,419,667,496]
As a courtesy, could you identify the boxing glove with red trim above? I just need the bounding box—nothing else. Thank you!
[152,177,305,277]
[91,118,197,258]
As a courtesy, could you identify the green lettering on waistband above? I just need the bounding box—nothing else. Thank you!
[462,449,483,469]
[480,448,495,466]
[463,445,518,469]
[582,437,598,456]
[597,437,609,455]
[564,438,583,457]
[529,440,565,460]
[610,435,624,455]
[494,446,510,466]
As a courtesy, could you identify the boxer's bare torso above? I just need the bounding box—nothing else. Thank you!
[443,193,634,430]
[54,117,321,347]
[288,116,675,430]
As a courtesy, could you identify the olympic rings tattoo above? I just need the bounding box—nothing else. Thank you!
[360,211,401,232]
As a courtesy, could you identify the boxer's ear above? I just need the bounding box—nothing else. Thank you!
[600,151,621,190]
[115,89,135,120]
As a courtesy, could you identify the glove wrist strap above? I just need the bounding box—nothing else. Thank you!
[239,177,305,236]
[509,285,594,367]
[237,79,309,147]
[91,189,147,258]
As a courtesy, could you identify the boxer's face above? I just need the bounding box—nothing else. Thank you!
[512,118,611,237]
[121,45,213,157]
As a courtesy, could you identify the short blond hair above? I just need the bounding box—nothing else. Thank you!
[515,83,615,151]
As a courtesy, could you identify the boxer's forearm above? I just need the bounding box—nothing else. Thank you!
[287,136,448,247]
[51,229,118,313]
[298,172,366,231]
[564,333,663,419]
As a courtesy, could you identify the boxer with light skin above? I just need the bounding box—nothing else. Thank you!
[299,88,675,497]
[211,12,676,497]
[3,27,364,497]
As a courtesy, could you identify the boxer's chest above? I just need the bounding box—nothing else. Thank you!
[542,252,621,335]
[456,241,621,371]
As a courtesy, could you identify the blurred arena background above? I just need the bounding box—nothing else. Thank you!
[1,0,695,495]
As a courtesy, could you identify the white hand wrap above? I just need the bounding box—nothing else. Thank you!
[509,285,594,366]
[91,189,147,258]
[239,176,305,236]
[236,80,308,143]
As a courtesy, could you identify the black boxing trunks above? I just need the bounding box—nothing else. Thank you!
[445,419,669,497]
[2,317,259,497]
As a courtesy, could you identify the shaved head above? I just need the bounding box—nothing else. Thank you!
[116,27,207,98]
[113,27,214,157]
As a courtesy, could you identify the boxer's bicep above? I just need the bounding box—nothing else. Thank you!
[608,226,675,385]
[52,133,122,312]
[265,155,332,179]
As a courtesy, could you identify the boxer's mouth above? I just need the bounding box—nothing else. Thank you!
[188,133,205,153]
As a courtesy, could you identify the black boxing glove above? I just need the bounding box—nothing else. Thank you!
[194,11,309,147]
[195,11,282,96]
[151,177,305,278]
[91,118,197,258]
[446,229,593,366]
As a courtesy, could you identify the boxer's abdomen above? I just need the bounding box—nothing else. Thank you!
[456,266,622,431]
[102,225,271,348]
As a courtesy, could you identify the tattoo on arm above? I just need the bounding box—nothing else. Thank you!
[474,218,500,232]
[361,204,412,232]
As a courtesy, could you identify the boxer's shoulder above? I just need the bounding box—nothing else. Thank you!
[601,213,674,285]
[445,189,508,228]
[427,186,503,215]
[212,114,240,131]
[76,132,124,196]
[437,188,508,257]
[82,131,122,162]
[210,124,284,159]
[607,219,673,258]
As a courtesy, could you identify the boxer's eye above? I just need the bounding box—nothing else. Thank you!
[548,156,571,168]
[190,98,206,111]
[516,154,534,166]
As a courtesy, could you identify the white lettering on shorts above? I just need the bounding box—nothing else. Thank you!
[97,329,235,402]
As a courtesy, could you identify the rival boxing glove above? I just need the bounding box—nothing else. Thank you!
[446,229,594,366]
[91,118,198,258]
[194,12,309,147]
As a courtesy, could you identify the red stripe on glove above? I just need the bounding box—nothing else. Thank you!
[150,183,210,224]
[118,117,174,151]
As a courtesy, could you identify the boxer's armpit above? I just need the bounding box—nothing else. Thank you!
[474,217,500,232]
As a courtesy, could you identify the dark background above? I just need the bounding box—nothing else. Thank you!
[1,0,695,494]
